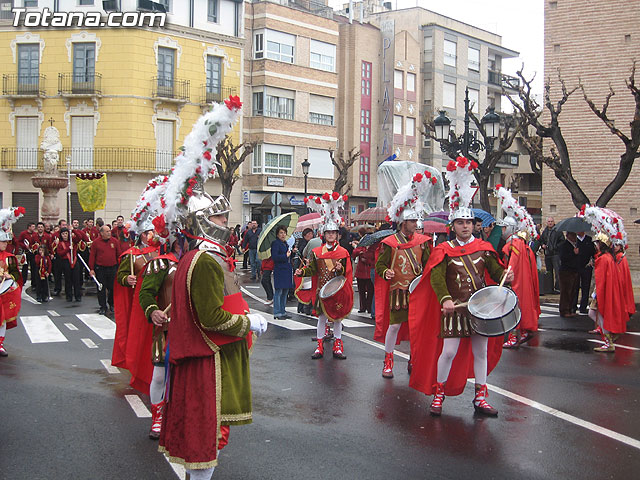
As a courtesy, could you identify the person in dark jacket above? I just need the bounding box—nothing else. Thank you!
[558,232,580,317]
[541,217,563,292]
[572,232,596,314]
[271,226,294,319]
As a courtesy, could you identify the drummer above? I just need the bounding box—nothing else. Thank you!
[375,171,434,379]
[0,206,26,357]
[295,192,353,360]
[408,157,513,417]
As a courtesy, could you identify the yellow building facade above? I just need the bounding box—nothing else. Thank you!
[0,22,243,227]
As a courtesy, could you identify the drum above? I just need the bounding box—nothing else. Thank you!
[0,278,16,295]
[467,285,521,337]
[408,275,422,294]
[318,276,353,321]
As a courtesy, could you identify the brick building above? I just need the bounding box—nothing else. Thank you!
[544,0,639,283]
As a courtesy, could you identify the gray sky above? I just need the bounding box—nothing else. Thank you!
[330,0,544,96]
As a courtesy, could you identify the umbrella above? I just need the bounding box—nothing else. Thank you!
[635,219,640,224]
[422,220,448,234]
[354,206,388,222]
[257,212,299,260]
[357,229,395,247]
[555,216,594,233]
[294,212,322,232]
[425,216,448,225]
[472,208,496,227]
[428,211,449,221]
[351,224,374,233]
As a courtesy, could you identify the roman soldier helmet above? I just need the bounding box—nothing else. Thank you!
[129,174,169,245]
[579,204,627,248]
[0,207,25,242]
[386,169,439,224]
[183,190,232,245]
[494,184,539,242]
[445,156,479,222]
[305,192,347,233]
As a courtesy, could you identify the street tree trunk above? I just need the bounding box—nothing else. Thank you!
[330,148,360,195]
[216,136,256,200]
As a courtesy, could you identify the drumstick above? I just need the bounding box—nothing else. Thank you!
[162,304,171,315]
[441,301,468,313]
[499,265,512,288]
[129,253,134,277]
[390,248,398,271]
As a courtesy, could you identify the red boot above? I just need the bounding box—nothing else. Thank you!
[149,400,165,439]
[429,382,445,416]
[332,338,346,359]
[502,332,518,349]
[311,339,324,359]
[0,336,7,357]
[323,323,334,341]
[473,384,498,416]
[518,331,533,345]
[382,352,394,378]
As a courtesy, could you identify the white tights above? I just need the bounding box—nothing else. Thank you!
[384,323,403,354]
[186,467,215,480]
[436,335,488,385]
[150,365,165,405]
[316,314,342,340]
[0,323,6,338]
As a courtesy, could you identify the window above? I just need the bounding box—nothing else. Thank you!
[156,119,174,171]
[407,73,416,92]
[17,44,39,92]
[394,70,403,89]
[406,117,415,138]
[264,151,293,175]
[206,55,222,101]
[207,0,218,22]
[360,108,370,126]
[78,0,94,5]
[468,47,480,72]
[309,94,334,125]
[393,115,403,135]
[156,0,170,11]
[73,43,95,83]
[444,39,457,67]
[308,148,334,179]
[25,0,38,6]
[251,144,262,174]
[443,82,456,108]
[360,126,370,143]
[424,36,432,51]
[255,29,295,64]
[252,91,263,116]
[157,47,175,95]
[360,108,370,143]
[71,116,94,169]
[254,33,264,59]
[310,39,335,72]
[468,88,479,114]
[253,87,295,120]
[359,156,370,190]
[361,61,371,96]
[16,117,38,169]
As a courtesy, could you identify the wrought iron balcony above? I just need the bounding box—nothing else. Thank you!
[152,76,190,102]
[58,73,102,96]
[488,70,520,91]
[2,74,46,96]
[199,85,236,104]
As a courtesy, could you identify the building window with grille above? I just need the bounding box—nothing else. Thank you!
[251,144,262,174]
[253,87,294,120]
[361,61,371,96]
[157,47,175,95]
[310,39,335,72]
[207,0,218,22]
[16,116,38,169]
[309,94,334,125]
[17,43,39,93]
[468,46,480,72]
[73,42,95,88]
[359,156,370,190]
[360,126,370,143]
[360,108,370,126]
[394,70,403,89]
[254,33,264,59]
[444,39,457,67]
[407,73,416,93]
[206,55,222,102]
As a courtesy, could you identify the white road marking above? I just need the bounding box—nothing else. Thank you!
[240,286,270,305]
[244,285,261,289]
[164,458,185,480]
[626,332,640,336]
[125,395,151,418]
[21,316,68,343]
[341,331,409,359]
[100,359,120,374]
[341,319,372,328]
[21,281,40,304]
[269,318,315,330]
[64,323,78,331]
[47,310,60,317]
[540,313,556,318]
[587,339,639,351]
[76,314,116,339]
[81,338,98,349]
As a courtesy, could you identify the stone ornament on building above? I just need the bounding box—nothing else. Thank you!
[395,101,402,112]
[408,104,415,115]
[40,126,63,174]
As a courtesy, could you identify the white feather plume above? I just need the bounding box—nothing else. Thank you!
[387,170,438,223]
[0,207,25,235]
[580,204,627,246]
[495,185,538,240]
[305,192,347,229]
[129,175,169,236]
[445,156,478,220]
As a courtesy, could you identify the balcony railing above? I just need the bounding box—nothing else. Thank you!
[2,74,46,96]
[488,70,520,91]
[152,76,190,101]
[0,147,181,172]
[199,85,236,104]
[58,73,102,95]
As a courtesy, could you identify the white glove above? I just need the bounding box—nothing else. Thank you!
[247,313,268,337]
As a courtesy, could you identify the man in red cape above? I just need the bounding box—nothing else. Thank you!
[408,213,512,417]
[614,244,636,319]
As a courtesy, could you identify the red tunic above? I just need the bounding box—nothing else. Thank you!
[616,253,636,317]
[503,236,540,332]
[309,244,353,321]
[0,251,22,329]
[595,252,627,334]
[408,239,504,396]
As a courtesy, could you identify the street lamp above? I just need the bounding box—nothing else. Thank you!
[434,87,501,159]
[301,158,310,196]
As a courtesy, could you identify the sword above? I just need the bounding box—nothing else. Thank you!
[76,253,103,291]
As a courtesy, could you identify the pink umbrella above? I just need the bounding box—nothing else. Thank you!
[422,220,448,234]
[354,206,388,222]
[295,212,322,231]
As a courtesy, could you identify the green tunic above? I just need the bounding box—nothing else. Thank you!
[138,260,169,321]
[116,254,134,287]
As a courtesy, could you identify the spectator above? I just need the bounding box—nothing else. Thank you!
[483,222,505,258]
[271,226,293,319]
[243,220,261,280]
[473,218,485,239]
[228,227,238,257]
[260,256,274,305]
[573,232,596,314]
[34,245,52,302]
[112,215,132,252]
[96,217,104,228]
[558,232,580,317]
[51,219,67,296]
[17,222,36,284]
[352,240,375,313]
[541,217,563,292]
[90,225,121,315]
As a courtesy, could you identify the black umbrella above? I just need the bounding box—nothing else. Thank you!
[554,217,594,233]
[358,229,395,247]
[634,219,640,224]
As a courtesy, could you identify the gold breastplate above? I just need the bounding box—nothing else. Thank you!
[133,251,158,275]
[445,250,487,303]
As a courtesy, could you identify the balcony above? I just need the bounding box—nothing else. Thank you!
[2,74,46,97]
[199,85,236,105]
[488,70,520,92]
[0,147,181,173]
[152,76,189,101]
[58,73,102,97]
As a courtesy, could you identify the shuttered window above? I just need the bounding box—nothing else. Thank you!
[71,116,94,169]
[16,117,39,169]
[12,192,39,233]
[156,120,174,171]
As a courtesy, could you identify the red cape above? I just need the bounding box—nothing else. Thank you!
[308,244,353,320]
[374,233,431,345]
[595,253,627,334]
[616,253,636,317]
[408,239,504,396]
[503,237,540,331]
[0,251,22,329]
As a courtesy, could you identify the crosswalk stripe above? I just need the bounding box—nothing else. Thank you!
[269,318,315,330]
[125,395,151,418]
[21,315,68,343]
[81,338,98,349]
[76,314,116,340]
[100,359,120,374]
[47,310,60,317]
[626,332,640,336]
[64,323,78,331]
[540,313,556,318]
[341,319,372,328]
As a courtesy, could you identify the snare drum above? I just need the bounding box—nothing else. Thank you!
[467,285,521,337]
[408,275,422,294]
[318,276,353,321]
[0,278,16,295]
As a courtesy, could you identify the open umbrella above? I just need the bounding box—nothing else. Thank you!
[472,208,496,227]
[635,219,640,224]
[422,220,448,234]
[354,206,388,222]
[257,212,299,260]
[428,211,449,221]
[294,212,322,232]
[555,216,594,233]
[357,229,395,247]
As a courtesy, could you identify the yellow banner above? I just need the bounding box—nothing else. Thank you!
[76,174,107,212]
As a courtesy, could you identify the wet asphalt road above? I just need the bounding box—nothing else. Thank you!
[2,273,640,480]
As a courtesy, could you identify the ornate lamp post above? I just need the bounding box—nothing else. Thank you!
[301,158,310,195]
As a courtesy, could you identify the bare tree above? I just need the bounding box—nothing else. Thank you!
[216,136,256,200]
[330,147,360,195]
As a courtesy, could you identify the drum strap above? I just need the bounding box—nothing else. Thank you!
[459,254,484,292]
